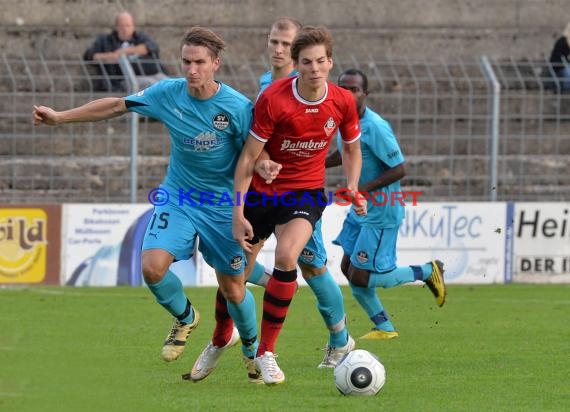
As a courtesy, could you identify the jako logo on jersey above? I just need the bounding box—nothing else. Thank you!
[305,108,319,113]
[281,139,327,151]
[183,132,222,151]
[212,113,230,130]
[230,255,243,270]
[323,117,336,136]
[136,90,145,97]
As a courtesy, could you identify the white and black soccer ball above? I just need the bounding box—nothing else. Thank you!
[333,349,386,396]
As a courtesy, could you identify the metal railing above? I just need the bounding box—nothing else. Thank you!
[1,54,569,203]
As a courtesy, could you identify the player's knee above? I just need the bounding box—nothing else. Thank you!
[299,262,325,279]
[219,283,245,304]
[348,268,369,288]
[274,250,299,270]
[141,256,169,284]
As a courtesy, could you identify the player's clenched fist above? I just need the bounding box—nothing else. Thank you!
[33,105,60,126]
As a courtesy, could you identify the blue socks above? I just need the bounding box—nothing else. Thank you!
[350,285,395,332]
[147,269,194,324]
[306,270,348,348]
[352,263,433,331]
[227,288,258,358]
[420,262,434,280]
[247,261,270,287]
[368,264,431,288]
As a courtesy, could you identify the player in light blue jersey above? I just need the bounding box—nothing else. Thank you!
[188,18,306,384]
[326,69,447,339]
[257,17,301,97]
[33,27,260,382]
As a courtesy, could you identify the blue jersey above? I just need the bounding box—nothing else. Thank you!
[125,79,252,207]
[258,69,298,96]
[338,108,405,228]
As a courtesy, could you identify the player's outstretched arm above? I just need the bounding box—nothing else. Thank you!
[33,97,128,126]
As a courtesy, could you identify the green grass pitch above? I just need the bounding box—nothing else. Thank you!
[1,284,569,411]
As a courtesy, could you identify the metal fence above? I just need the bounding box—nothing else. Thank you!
[1,53,569,203]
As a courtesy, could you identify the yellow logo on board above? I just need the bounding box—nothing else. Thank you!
[0,209,47,283]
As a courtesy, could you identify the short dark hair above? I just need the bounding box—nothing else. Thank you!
[339,68,369,92]
[291,26,333,62]
[180,27,225,58]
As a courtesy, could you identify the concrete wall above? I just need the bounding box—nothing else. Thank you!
[1,0,567,60]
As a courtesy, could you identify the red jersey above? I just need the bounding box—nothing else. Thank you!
[250,77,361,194]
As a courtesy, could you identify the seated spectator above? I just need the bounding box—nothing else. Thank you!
[545,21,570,91]
[83,11,168,92]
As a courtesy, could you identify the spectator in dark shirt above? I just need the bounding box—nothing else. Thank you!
[83,11,168,92]
[546,22,570,91]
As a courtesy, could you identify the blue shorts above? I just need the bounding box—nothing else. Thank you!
[142,201,245,275]
[333,216,398,273]
[298,219,327,268]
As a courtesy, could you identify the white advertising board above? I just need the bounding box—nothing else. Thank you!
[512,202,570,283]
[397,203,507,284]
[195,202,508,286]
[62,204,198,286]
[59,202,570,287]
[62,204,150,286]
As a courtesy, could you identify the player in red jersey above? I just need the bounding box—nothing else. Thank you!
[233,26,366,384]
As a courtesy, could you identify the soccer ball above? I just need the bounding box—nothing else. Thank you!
[333,349,386,396]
